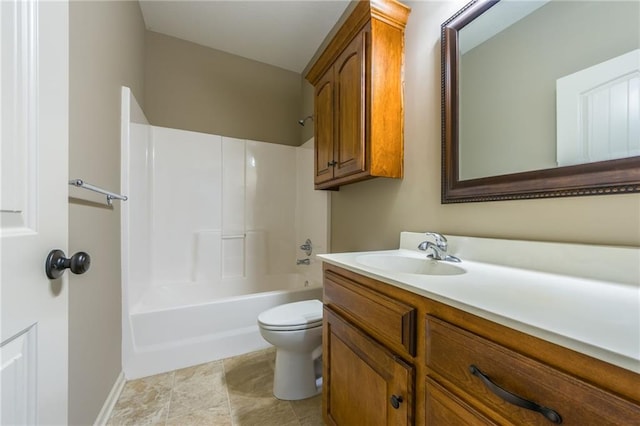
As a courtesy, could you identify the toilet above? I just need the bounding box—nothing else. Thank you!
[257,299,323,400]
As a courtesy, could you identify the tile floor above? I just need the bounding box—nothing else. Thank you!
[107,348,323,426]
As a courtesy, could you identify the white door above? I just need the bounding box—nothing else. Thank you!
[1,0,69,425]
[556,49,640,166]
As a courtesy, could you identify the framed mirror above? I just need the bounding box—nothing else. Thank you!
[441,0,640,203]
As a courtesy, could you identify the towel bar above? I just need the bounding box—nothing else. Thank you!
[69,179,128,206]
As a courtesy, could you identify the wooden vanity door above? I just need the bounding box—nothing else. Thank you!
[323,308,414,426]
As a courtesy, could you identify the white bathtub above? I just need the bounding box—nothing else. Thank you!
[120,89,329,380]
[123,274,322,379]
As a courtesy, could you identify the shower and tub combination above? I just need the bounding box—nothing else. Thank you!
[120,87,329,379]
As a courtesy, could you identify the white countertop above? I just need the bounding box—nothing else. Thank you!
[318,232,640,374]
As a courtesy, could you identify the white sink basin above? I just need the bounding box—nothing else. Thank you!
[355,254,465,276]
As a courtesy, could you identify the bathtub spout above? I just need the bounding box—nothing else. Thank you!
[296,258,310,265]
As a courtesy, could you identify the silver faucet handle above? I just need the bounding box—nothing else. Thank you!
[425,232,448,250]
[299,238,312,256]
[418,241,443,260]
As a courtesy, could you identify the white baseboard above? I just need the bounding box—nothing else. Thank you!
[93,371,126,426]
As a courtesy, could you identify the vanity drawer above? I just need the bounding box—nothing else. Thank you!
[426,377,496,425]
[426,316,640,425]
[324,270,416,356]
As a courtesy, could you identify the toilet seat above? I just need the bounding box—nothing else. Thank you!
[258,299,323,331]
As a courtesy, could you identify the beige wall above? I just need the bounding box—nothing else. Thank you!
[144,31,303,146]
[330,0,640,253]
[68,1,145,424]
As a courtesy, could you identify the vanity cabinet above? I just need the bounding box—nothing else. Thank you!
[323,269,416,425]
[322,263,640,425]
[305,0,410,190]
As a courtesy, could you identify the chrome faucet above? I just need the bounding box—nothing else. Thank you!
[296,258,310,265]
[418,232,461,263]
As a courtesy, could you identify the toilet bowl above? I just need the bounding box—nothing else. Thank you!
[258,299,323,400]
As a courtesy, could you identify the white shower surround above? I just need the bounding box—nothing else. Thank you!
[120,87,328,379]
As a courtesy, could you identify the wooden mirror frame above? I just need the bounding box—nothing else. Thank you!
[441,0,640,203]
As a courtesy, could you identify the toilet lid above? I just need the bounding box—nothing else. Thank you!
[258,299,323,330]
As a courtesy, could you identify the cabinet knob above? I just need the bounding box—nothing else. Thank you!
[327,160,337,167]
[390,394,403,409]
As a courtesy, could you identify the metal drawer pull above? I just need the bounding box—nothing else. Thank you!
[469,365,562,424]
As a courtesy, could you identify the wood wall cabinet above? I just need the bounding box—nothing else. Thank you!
[322,263,640,425]
[306,0,410,190]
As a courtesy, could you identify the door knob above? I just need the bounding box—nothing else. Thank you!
[45,249,91,279]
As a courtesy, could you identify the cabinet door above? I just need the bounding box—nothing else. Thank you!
[334,29,367,179]
[314,69,335,185]
[324,307,414,426]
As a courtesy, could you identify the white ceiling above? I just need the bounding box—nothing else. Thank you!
[139,0,351,73]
